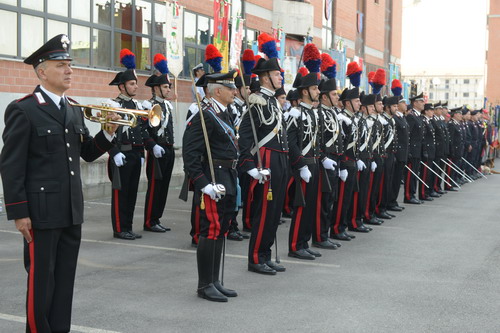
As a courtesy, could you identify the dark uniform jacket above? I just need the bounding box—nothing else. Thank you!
[406,109,424,159]
[393,112,409,162]
[238,87,288,173]
[182,98,239,196]
[448,119,464,158]
[356,113,373,160]
[370,115,385,159]
[286,102,319,170]
[143,97,174,149]
[339,108,358,168]
[318,105,343,157]
[421,116,436,160]
[0,86,113,229]
[382,113,396,154]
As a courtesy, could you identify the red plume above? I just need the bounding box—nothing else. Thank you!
[205,44,222,61]
[391,79,402,89]
[254,55,262,62]
[373,69,386,86]
[346,61,362,76]
[298,67,309,76]
[368,71,375,83]
[320,53,336,72]
[242,49,255,62]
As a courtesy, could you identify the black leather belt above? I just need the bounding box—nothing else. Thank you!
[302,157,317,165]
[212,159,238,169]
[120,144,132,152]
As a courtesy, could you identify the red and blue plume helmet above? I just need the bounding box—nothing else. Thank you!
[320,53,336,79]
[391,79,403,96]
[372,69,386,95]
[258,33,279,59]
[242,49,256,75]
[205,44,223,73]
[153,53,169,75]
[120,48,136,69]
[303,43,321,74]
[346,61,362,88]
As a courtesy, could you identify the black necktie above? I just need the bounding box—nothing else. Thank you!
[59,98,67,117]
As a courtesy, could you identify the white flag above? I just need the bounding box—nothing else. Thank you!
[166,2,184,77]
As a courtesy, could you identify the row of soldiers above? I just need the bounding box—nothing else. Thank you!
[178,39,488,302]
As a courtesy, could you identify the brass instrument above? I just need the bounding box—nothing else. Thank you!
[69,102,162,128]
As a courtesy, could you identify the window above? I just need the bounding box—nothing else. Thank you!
[455,92,458,97]
[464,79,469,84]
[183,10,214,77]
[463,92,469,97]
[0,0,167,72]
[445,79,449,84]
[322,0,333,50]
[429,92,433,100]
[445,92,449,99]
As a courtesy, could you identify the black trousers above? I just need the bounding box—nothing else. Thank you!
[404,157,421,201]
[144,145,175,228]
[109,149,142,233]
[288,162,319,252]
[367,156,384,219]
[331,163,357,236]
[190,194,201,244]
[446,156,462,189]
[433,157,446,191]
[315,166,338,243]
[353,159,370,227]
[419,159,434,199]
[198,193,236,240]
[389,160,405,207]
[24,224,81,333]
[248,149,288,264]
[240,172,254,231]
[378,153,395,213]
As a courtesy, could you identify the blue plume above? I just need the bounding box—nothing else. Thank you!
[206,57,222,73]
[348,71,361,88]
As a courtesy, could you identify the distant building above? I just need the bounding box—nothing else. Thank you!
[486,0,500,107]
[402,73,484,109]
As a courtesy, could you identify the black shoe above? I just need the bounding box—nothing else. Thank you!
[243,227,252,233]
[447,187,458,191]
[328,239,342,247]
[197,283,228,302]
[344,231,356,239]
[157,224,171,231]
[385,212,396,218]
[437,190,447,194]
[429,191,441,198]
[288,249,316,260]
[331,233,351,241]
[387,206,404,212]
[305,247,322,257]
[365,217,383,225]
[191,239,198,248]
[236,231,250,239]
[248,262,277,275]
[213,281,237,297]
[128,231,142,239]
[376,211,392,220]
[420,197,434,201]
[227,231,243,241]
[144,224,167,233]
[113,231,135,240]
[348,226,370,233]
[312,240,338,249]
[404,198,421,204]
[266,260,286,272]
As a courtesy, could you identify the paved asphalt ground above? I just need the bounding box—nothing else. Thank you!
[1,174,499,333]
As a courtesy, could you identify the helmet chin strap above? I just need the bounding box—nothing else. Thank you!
[268,73,277,91]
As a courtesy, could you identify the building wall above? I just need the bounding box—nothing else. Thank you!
[486,0,500,105]
[365,0,386,54]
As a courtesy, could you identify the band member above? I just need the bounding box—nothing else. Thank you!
[387,80,408,211]
[419,103,436,201]
[107,49,146,240]
[183,70,239,302]
[404,92,425,204]
[239,34,289,273]
[141,54,175,233]
[0,34,118,332]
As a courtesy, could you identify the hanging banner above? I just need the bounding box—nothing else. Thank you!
[213,0,230,72]
[166,1,183,77]
[229,15,245,69]
[272,27,286,63]
[282,56,297,92]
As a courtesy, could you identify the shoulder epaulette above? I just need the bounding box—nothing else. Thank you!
[16,94,33,102]
[248,93,266,106]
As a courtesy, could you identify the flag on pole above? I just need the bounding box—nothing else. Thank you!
[213,0,230,72]
[229,14,245,69]
[272,27,286,63]
[165,1,183,77]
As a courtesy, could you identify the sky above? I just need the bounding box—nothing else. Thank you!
[401,0,488,76]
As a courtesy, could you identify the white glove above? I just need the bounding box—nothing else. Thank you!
[259,169,271,184]
[102,99,121,108]
[299,166,312,183]
[114,153,126,167]
[337,113,352,126]
[247,168,260,180]
[357,160,366,171]
[371,161,377,172]
[141,157,144,166]
[153,144,165,158]
[202,184,217,200]
[322,157,336,171]
[142,100,153,110]
[339,169,348,182]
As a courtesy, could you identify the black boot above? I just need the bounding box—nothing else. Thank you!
[197,237,228,302]
[213,237,237,297]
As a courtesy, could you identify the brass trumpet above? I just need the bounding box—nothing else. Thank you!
[69,102,162,128]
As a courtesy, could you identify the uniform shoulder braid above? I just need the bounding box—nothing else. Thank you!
[248,93,267,106]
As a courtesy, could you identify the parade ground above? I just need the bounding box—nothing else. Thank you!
[1,175,499,333]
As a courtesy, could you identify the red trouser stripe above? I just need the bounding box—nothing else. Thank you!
[446,165,452,189]
[315,171,323,242]
[205,195,221,240]
[375,172,385,214]
[194,205,200,242]
[365,171,375,220]
[291,180,307,251]
[27,230,37,333]
[434,166,440,191]
[284,176,294,215]
[405,163,412,200]
[145,153,156,228]
[334,180,346,234]
[421,164,428,198]
[351,171,360,228]
[252,149,271,264]
[114,189,121,232]
[244,179,258,229]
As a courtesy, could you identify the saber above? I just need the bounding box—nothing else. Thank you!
[445,158,474,183]
[461,157,487,179]
[420,161,452,187]
[221,236,226,286]
[275,235,280,264]
[433,161,461,189]
[441,159,471,183]
[405,164,429,188]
